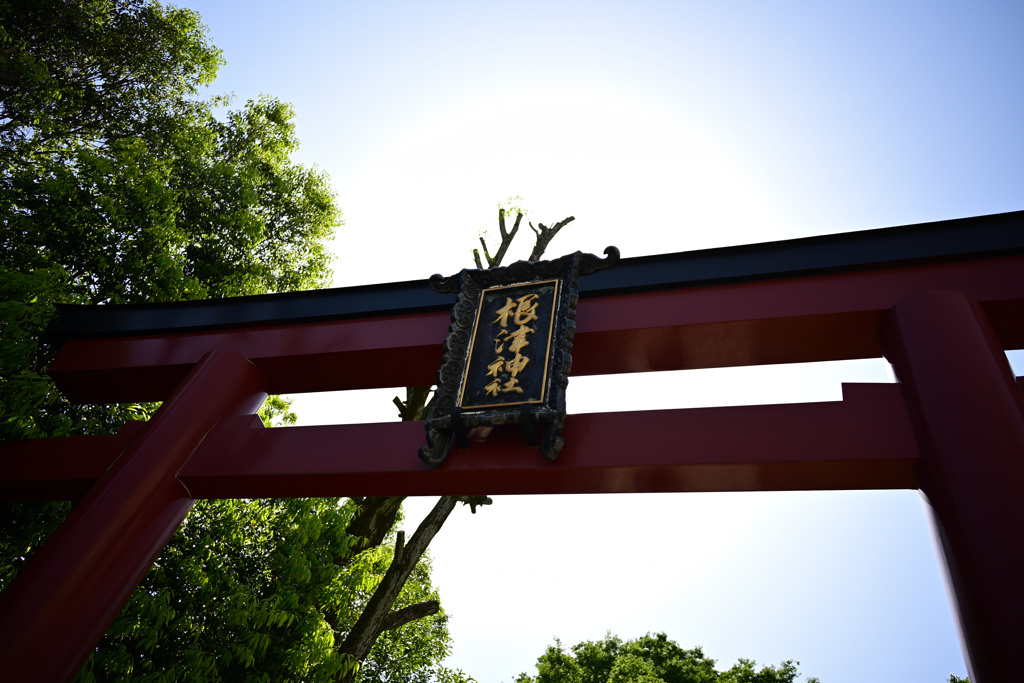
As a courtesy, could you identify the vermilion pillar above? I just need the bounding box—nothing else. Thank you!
[882,291,1024,683]
[0,351,267,682]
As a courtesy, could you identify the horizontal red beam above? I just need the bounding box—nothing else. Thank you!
[0,385,920,499]
[0,422,145,500]
[179,383,919,497]
[49,256,1024,404]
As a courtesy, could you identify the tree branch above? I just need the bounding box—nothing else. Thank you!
[337,495,491,674]
[380,600,439,632]
[344,496,405,555]
[392,386,434,421]
[528,216,575,262]
[393,529,405,565]
[492,208,523,267]
[474,208,523,269]
[476,235,493,268]
[338,202,560,679]
[337,495,457,668]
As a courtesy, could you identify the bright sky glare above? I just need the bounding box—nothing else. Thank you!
[177,1,1024,680]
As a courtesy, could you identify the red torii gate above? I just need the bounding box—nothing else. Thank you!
[2,211,1023,682]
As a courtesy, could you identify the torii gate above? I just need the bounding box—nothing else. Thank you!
[1,211,1022,682]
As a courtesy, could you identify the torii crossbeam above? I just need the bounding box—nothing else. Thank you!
[2,211,1023,682]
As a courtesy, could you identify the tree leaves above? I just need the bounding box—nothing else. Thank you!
[66,496,456,682]
[0,0,223,164]
[516,633,816,683]
[0,3,465,680]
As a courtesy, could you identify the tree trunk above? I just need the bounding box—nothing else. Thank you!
[335,495,459,682]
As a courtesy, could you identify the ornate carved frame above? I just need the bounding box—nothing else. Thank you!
[419,247,619,466]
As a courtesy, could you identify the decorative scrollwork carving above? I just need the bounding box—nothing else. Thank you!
[419,248,618,467]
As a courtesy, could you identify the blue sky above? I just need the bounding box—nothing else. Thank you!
[178,1,1023,680]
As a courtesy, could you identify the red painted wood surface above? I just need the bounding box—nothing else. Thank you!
[49,254,1024,403]
[0,384,919,500]
[0,351,268,682]
[2,249,1023,682]
[883,291,1024,683]
[0,421,145,500]
[181,383,918,498]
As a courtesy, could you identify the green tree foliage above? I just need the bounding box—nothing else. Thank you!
[514,633,819,683]
[74,499,455,683]
[1,0,339,442]
[1,2,464,681]
[0,0,222,161]
[4,93,337,302]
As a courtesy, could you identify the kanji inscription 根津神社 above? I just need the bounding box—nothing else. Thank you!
[462,282,558,408]
[419,248,618,467]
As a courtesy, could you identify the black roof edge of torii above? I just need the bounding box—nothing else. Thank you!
[47,209,1024,343]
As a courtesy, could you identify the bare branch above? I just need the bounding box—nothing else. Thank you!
[380,600,440,632]
[336,493,492,676]
[474,208,524,269]
[345,497,405,554]
[459,495,492,514]
[490,209,523,268]
[393,530,405,565]
[339,201,559,678]
[392,386,434,421]
[477,235,494,268]
[528,216,575,261]
[337,495,458,666]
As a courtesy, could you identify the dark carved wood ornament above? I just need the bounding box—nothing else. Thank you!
[419,248,619,466]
